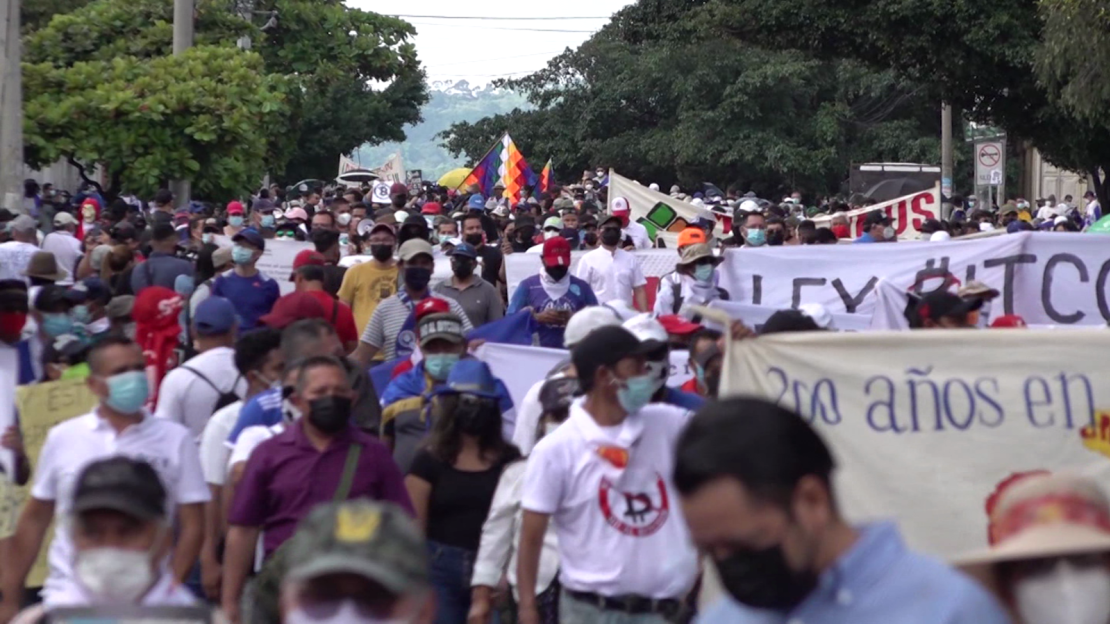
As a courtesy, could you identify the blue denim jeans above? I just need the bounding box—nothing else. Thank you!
[428,540,477,624]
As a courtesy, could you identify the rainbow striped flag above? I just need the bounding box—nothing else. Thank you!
[462,133,539,202]
[540,159,553,193]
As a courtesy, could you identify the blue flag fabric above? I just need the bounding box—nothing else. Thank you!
[466,310,537,346]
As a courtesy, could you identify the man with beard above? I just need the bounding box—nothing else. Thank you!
[675,397,1009,624]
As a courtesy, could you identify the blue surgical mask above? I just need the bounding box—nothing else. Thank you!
[201,233,214,244]
[425,353,460,381]
[693,263,714,282]
[695,363,706,388]
[228,215,244,228]
[71,304,91,324]
[232,245,254,265]
[103,370,149,414]
[746,229,766,247]
[42,313,73,337]
[261,215,276,228]
[615,372,657,414]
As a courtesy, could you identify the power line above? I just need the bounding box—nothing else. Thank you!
[388,14,610,21]
[426,50,567,70]
[408,22,597,33]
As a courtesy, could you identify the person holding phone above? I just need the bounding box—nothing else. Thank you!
[507,238,597,349]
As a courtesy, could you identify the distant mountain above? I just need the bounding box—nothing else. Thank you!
[355,80,531,184]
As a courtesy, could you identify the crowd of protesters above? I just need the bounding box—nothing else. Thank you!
[0,170,1104,624]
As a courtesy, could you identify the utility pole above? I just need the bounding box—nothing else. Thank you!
[0,0,23,212]
[941,103,953,219]
[170,0,194,208]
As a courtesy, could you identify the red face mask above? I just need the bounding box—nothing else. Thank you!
[831,224,851,239]
[0,311,27,342]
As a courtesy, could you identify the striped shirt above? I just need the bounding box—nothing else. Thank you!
[360,293,474,360]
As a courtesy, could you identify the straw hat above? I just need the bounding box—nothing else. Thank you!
[954,473,1110,586]
[23,251,68,282]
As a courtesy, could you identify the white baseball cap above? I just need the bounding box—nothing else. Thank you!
[623,313,668,345]
[564,306,622,347]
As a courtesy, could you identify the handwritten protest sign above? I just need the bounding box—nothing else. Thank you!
[1,379,99,586]
[723,329,1110,557]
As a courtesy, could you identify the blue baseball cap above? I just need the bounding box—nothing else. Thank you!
[431,359,500,400]
[66,277,111,305]
[232,227,265,251]
[194,296,237,336]
[467,194,485,210]
[448,242,479,259]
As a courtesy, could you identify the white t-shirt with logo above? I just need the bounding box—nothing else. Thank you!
[522,399,698,599]
[31,409,210,605]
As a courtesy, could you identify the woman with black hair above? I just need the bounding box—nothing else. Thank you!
[405,359,521,624]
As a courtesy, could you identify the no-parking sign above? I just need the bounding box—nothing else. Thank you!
[975,140,1004,186]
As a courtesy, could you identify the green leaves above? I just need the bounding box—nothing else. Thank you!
[441,0,946,195]
[22,0,427,196]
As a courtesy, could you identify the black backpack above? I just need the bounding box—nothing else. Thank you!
[668,272,730,314]
[183,366,242,413]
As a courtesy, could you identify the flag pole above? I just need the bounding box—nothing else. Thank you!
[455,133,506,192]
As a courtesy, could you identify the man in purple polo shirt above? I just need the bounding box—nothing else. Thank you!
[220,354,412,620]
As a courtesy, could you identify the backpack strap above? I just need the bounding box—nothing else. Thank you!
[334,443,362,501]
[182,365,220,393]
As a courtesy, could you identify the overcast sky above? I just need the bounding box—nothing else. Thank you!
[351,0,635,84]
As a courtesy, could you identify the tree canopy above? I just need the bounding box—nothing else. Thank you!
[23,0,427,197]
[440,0,967,196]
[701,0,1110,203]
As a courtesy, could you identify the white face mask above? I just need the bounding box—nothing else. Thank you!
[337,213,352,226]
[86,316,111,335]
[543,230,559,240]
[75,547,155,603]
[285,599,412,624]
[1015,560,1110,624]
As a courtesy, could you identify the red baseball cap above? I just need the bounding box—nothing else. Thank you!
[990,314,1027,328]
[611,197,630,215]
[289,250,327,280]
[259,292,327,329]
[657,314,702,335]
[421,202,442,215]
[415,297,451,321]
[542,237,572,268]
[226,201,245,215]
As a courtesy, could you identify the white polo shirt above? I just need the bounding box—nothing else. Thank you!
[623,221,651,250]
[574,247,647,306]
[155,346,247,441]
[522,399,698,599]
[198,400,243,486]
[31,408,210,605]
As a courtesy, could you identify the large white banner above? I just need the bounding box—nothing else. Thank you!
[718,232,1110,327]
[810,186,941,240]
[608,171,728,246]
[708,300,874,332]
[723,329,1110,557]
[375,153,405,183]
[479,342,693,410]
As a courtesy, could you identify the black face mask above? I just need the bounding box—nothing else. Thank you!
[404,266,432,291]
[452,259,475,279]
[369,244,393,262]
[464,233,484,247]
[545,266,568,281]
[306,395,352,434]
[583,231,599,247]
[767,230,785,246]
[715,543,817,610]
[455,396,500,435]
[600,228,622,247]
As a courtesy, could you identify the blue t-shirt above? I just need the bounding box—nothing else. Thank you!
[211,269,280,331]
[853,232,876,244]
[226,387,283,444]
[507,274,598,348]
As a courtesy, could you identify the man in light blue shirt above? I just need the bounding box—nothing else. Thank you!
[675,397,1011,624]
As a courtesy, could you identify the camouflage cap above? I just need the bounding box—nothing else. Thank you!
[284,499,428,593]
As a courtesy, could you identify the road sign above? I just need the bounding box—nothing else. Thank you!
[975,140,1005,187]
[989,169,1003,186]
